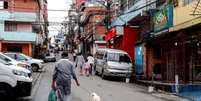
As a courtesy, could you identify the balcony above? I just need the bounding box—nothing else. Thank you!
[0,11,37,22]
[0,32,37,42]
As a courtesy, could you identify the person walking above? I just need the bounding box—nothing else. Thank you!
[87,53,94,75]
[52,52,80,101]
[83,60,91,77]
[75,52,85,75]
[73,49,77,61]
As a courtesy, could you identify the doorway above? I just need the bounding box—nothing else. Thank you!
[7,46,22,53]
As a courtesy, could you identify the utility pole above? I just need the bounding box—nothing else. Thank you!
[105,0,113,30]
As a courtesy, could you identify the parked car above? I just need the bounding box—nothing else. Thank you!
[0,59,32,99]
[44,53,56,63]
[0,52,31,71]
[4,52,45,72]
[94,48,133,79]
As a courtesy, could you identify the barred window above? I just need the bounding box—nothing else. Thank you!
[5,21,17,32]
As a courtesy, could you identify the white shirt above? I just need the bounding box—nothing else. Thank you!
[87,56,94,64]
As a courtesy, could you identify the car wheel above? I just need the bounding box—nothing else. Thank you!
[0,83,14,100]
[95,70,98,75]
[53,58,56,62]
[101,69,106,79]
[44,60,47,63]
[32,64,39,72]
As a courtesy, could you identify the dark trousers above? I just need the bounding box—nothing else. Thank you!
[90,64,93,75]
[73,56,76,61]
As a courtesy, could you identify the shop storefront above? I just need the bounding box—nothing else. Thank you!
[105,26,139,62]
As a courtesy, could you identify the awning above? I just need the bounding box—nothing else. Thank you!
[111,0,145,27]
[1,32,36,42]
[111,11,140,26]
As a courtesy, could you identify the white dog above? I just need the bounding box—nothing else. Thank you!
[91,92,101,101]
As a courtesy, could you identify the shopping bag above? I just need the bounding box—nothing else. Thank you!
[48,89,57,101]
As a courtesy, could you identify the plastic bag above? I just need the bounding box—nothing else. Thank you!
[48,89,57,101]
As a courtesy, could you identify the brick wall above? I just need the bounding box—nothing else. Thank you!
[83,7,107,40]
[8,0,39,12]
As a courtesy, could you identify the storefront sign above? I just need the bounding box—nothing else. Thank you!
[153,5,173,32]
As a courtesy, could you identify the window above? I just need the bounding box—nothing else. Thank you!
[95,52,104,59]
[5,21,17,32]
[183,0,194,5]
[128,0,135,9]
[119,54,131,63]
[120,0,128,12]
[5,54,15,59]
[17,54,27,61]
[153,44,161,58]
[0,54,11,62]
[107,53,131,63]
[153,64,161,74]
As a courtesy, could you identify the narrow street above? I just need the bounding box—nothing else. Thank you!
[0,0,201,101]
[27,56,188,101]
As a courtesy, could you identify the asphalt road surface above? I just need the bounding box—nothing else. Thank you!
[14,53,189,101]
[19,62,187,101]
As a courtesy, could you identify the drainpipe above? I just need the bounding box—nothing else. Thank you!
[189,36,193,83]
[175,42,179,93]
[92,15,96,55]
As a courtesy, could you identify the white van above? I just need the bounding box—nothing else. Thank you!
[95,48,133,79]
[0,59,32,99]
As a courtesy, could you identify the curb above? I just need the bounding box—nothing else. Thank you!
[32,73,41,87]
[31,67,46,101]
[32,67,45,87]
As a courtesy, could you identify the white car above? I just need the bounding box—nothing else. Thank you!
[0,59,32,99]
[5,52,45,72]
[0,52,31,71]
[44,53,56,62]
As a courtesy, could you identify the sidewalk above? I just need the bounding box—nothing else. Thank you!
[151,91,190,101]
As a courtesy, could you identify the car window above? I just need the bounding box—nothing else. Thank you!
[0,54,11,62]
[0,59,11,65]
[107,53,119,62]
[17,54,27,61]
[20,54,32,59]
[119,54,131,63]
[5,54,15,59]
[96,52,104,59]
[107,53,131,63]
[46,53,50,56]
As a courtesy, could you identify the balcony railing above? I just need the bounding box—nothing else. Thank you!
[1,31,37,42]
[0,11,37,22]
